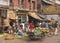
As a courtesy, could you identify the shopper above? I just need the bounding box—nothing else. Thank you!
[54,21,58,35]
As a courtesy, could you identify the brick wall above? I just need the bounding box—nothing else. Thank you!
[25,0,29,9]
[35,0,37,11]
[9,0,37,11]
[14,0,18,9]
[30,0,37,11]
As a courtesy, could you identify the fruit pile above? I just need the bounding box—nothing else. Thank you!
[5,35,14,40]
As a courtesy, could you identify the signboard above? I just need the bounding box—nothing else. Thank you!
[8,10,16,19]
[0,0,9,6]
[42,6,60,14]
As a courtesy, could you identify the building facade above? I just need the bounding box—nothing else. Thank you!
[0,0,38,28]
[40,0,60,14]
[8,0,38,23]
[0,0,9,29]
[0,0,39,32]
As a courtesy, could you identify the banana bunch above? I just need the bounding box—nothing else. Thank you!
[42,28,49,33]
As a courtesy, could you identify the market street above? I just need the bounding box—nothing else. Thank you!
[0,33,60,43]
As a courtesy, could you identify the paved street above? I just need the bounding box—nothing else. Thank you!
[0,33,60,43]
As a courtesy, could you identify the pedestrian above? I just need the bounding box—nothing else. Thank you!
[54,21,58,35]
[42,21,46,28]
[45,22,49,28]
[29,21,35,31]
[18,29,23,36]
[21,22,25,31]
[38,22,42,27]
[51,20,58,35]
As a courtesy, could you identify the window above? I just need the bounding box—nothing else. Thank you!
[21,15,26,23]
[18,0,20,4]
[10,0,13,3]
[3,10,7,18]
[18,15,26,23]
[28,0,31,10]
[32,1,35,10]
[21,0,24,5]
[28,0,30,2]
[10,0,13,6]
[21,0,24,8]
[0,10,7,18]
[18,0,20,6]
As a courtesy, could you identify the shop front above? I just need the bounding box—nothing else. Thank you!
[0,8,7,33]
[17,11,42,22]
[17,11,28,23]
[28,12,42,27]
[28,12,42,20]
[7,9,17,24]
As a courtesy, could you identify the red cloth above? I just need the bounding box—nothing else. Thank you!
[29,23,34,30]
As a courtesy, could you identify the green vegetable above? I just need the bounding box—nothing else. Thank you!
[3,33,8,37]
[15,35,22,39]
[34,27,42,36]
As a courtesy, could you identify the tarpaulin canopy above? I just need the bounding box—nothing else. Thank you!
[8,10,18,20]
[28,12,42,20]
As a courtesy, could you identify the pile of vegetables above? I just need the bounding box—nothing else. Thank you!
[1,27,49,40]
[2,33,8,37]
[34,27,42,36]
[27,27,49,37]
[42,28,49,33]
[14,35,22,39]
[14,33,27,39]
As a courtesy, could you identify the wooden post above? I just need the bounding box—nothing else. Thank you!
[26,14,28,22]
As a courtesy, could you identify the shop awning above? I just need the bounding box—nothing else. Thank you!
[8,10,18,20]
[28,12,42,20]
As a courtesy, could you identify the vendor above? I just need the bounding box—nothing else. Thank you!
[29,21,35,31]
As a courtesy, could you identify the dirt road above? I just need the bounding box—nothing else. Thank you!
[0,33,60,43]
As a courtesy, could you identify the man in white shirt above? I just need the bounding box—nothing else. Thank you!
[21,22,25,30]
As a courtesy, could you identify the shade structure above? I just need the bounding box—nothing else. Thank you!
[8,10,18,20]
[28,12,42,20]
